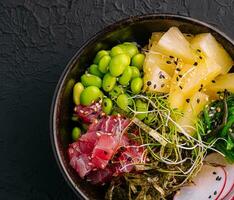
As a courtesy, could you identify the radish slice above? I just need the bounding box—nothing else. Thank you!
[223,188,234,200]
[205,153,234,200]
[174,165,227,200]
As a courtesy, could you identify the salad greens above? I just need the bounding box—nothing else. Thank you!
[200,92,234,163]
[68,27,234,200]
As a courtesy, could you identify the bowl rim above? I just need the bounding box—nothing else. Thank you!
[50,13,234,199]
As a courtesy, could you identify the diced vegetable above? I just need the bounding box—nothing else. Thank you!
[156,27,195,63]
[170,58,221,110]
[143,63,171,93]
[177,92,209,134]
[191,33,234,74]
[205,153,234,199]
[206,73,234,99]
[149,32,194,49]
[144,52,176,77]
[174,165,227,200]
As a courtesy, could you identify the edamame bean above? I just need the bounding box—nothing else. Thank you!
[102,98,113,115]
[122,42,139,57]
[119,66,132,86]
[102,73,116,92]
[131,53,145,70]
[117,94,129,111]
[72,127,81,141]
[80,86,102,106]
[89,64,104,78]
[93,50,109,64]
[135,99,148,120]
[110,46,125,57]
[109,54,130,77]
[131,77,143,94]
[98,55,111,73]
[81,74,102,88]
[130,66,141,79]
[109,85,125,99]
[73,82,84,105]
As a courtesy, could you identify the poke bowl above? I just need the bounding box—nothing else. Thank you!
[50,14,234,200]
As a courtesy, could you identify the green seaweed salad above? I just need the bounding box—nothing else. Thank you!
[68,27,234,200]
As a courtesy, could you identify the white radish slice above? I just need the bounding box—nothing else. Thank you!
[174,165,227,200]
[205,153,234,200]
[223,188,234,200]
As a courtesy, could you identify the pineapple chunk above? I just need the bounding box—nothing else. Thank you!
[144,52,176,77]
[177,92,209,134]
[169,58,221,110]
[156,27,195,63]
[168,90,186,111]
[206,73,234,98]
[143,61,171,93]
[149,32,194,48]
[170,63,194,94]
[191,33,234,74]
[179,58,221,96]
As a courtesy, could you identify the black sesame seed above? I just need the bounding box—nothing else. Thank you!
[186,34,192,37]
[186,98,190,103]
[199,56,203,59]
[193,62,198,66]
[166,61,171,64]
[197,49,201,53]
[153,84,157,89]
[159,72,165,79]
[179,85,183,90]
[201,84,203,88]
[212,80,216,83]
[208,195,212,199]
[216,176,222,181]
[161,83,165,88]
[214,191,217,195]
[197,98,200,103]
[176,77,179,81]
[178,74,183,78]
[174,61,178,65]
[176,68,181,71]
[213,171,217,175]
[147,81,152,86]
[169,55,174,58]
[199,87,202,92]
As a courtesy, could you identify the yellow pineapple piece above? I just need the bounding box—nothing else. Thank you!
[177,92,209,134]
[143,59,171,93]
[205,73,234,98]
[169,58,221,110]
[191,33,233,74]
[156,27,195,63]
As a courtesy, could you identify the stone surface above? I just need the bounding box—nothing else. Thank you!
[0,0,233,199]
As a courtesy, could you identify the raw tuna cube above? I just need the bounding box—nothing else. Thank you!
[69,154,93,178]
[87,167,114,184]
[91,135,119,169]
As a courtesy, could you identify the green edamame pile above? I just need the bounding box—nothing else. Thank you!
[72,42,145,115]
[71,42,145,138]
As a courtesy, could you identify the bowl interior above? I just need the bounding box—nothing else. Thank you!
[51,15,234,200]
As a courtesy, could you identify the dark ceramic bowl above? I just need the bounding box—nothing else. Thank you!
[50,14,234,200]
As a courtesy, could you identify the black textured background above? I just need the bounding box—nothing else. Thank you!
[0,0,233,199]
